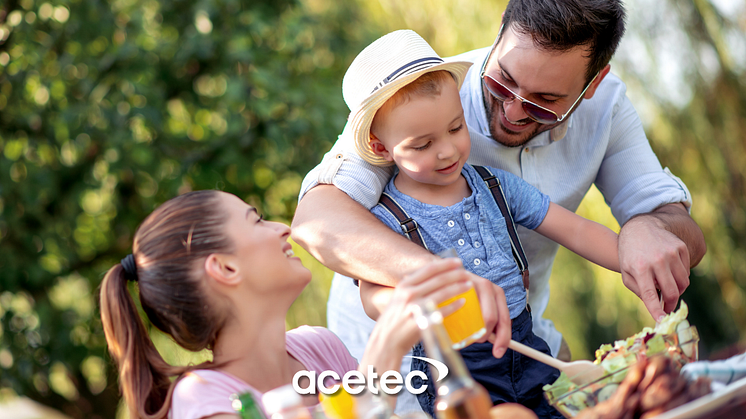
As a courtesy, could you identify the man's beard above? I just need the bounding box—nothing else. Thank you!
[484,96,550,148]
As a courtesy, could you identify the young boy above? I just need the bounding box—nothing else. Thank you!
[341,30,620,417]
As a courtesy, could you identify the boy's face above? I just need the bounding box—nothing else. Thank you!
[370,77,470,189]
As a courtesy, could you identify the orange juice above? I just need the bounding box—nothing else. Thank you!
[319,388,356,419]
[438,286,486,349]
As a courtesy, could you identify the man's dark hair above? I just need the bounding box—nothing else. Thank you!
[500,0,626,84]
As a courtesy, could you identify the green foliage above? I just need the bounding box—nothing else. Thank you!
[0,0,374,416]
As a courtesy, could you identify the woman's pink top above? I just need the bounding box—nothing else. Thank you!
[169,326,358,419]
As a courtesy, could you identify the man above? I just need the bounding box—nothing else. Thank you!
[292,0,706,413]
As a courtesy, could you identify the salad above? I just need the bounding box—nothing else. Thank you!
[543,301,698,417]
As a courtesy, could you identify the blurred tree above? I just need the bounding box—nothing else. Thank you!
[0,0,377,416]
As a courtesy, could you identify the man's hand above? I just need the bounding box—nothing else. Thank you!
[618,203,706,320]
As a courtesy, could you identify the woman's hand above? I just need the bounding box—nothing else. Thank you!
[383,258,475,351]
[469,272,511,358]
[360,258,473,373]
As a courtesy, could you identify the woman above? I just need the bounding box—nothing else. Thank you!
[100,190,474,419]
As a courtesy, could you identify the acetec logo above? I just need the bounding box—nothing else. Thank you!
[293,356,449,396]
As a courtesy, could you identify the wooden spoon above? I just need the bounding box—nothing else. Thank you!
[509,339,606,385]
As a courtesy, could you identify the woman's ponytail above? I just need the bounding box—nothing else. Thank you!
[99,190,233,418]
[100,264,180,419]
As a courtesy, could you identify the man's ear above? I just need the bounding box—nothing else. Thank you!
[204,254,241,286]
[369,134,393,162]
[583,64,611,100]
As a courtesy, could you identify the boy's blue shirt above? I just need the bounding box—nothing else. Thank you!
[370,163,550,319]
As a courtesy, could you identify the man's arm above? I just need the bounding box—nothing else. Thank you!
[291,184,436,286]
[618,202,706,319]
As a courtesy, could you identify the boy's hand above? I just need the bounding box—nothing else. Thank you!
[469,273,511,358]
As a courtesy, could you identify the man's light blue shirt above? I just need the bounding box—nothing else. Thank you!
[372,164,550,319]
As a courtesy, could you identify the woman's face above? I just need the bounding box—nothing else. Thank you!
[220,193,311,293]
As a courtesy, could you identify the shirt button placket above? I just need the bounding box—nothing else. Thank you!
[521,146,533,180]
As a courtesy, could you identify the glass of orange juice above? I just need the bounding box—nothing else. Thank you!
[436,249,486,349]
[319,388,355,419]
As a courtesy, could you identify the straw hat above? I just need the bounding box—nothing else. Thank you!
[343,30,472,166]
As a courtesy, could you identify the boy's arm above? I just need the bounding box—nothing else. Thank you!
[291,184,437,286]
[359,281,394,321]
[534,202,620,272]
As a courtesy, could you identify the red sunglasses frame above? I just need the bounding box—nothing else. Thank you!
[479,25,599,125]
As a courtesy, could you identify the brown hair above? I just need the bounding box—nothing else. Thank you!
[100,190,234,419]
[371,70,456,138]
[501,0,626,84]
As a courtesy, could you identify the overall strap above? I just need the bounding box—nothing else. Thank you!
[472,165,530,291]
[378,192,428,250]
[352,192,428,287]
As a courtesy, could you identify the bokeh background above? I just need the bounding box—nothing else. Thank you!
[0,0,744,417]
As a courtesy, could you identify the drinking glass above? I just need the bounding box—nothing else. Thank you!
[436,249,486,349]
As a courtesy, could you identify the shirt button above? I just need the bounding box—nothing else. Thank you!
[458,239,465,246]
[473,259,481,266]
[464,213,471,220]
[335,153,343,159]
[474,241,481,248]
[524,147,530,153]
[447,220,455,227]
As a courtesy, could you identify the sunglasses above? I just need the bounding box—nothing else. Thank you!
[479,25,598,125]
